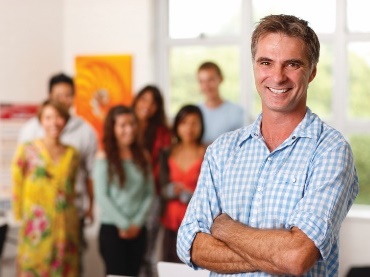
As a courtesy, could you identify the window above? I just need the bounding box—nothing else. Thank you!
[156,0,370,205]
[169,0,242,39]
[169,45,240,115]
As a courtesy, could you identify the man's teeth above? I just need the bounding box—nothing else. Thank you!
[269,87,288,94]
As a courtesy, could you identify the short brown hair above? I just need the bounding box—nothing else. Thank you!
[251,14,320,68]
[198,61,223,79]
[37,99,70,123]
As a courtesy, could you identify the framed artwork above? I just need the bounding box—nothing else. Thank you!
[74,55,133,148]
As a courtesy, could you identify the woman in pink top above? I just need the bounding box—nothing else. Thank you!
[160,105,206,263]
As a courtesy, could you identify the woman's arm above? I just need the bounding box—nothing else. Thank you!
[11,144,26,221]
[131,173,155,227]
[93,156,130,230]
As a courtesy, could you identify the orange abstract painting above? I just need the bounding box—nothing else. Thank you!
[74,55,133,148]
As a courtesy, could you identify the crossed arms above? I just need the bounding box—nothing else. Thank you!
[179,128,358,276]
[191,213,320,276]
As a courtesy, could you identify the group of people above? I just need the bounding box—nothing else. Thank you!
[12,74,97,277]
[9,13,360,277]
[10,57,244,276]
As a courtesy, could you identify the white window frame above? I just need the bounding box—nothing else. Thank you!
[155,0,370,136]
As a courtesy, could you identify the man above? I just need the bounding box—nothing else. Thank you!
[197,61,245,145]
[177,14,358,276]
[18,73,97,269]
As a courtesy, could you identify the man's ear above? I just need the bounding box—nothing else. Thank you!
[308,65,317,83]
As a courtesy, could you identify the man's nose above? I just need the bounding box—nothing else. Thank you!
[272,65,287,83]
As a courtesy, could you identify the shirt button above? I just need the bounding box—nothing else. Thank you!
[292,136,296,140]
[257,187,261,192]
[251,218,255,222]
[292,177,296,183]
[267,157,272,161]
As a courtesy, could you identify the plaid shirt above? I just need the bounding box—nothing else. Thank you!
[177,108,358,277]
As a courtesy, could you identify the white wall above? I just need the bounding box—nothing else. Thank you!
[0,0,64,103]
[1,1,154,276]
[63,0,155,93]
[0,0,155,104]
[339,206,370,277]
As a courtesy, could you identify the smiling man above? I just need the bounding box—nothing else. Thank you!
[177,14,359,276]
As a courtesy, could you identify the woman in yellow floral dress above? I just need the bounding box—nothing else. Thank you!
[12,100,80,277]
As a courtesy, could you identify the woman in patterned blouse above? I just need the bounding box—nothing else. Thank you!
[11,100,80,277]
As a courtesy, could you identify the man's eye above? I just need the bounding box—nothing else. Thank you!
[260,61,270,65]
[288,63,300,69]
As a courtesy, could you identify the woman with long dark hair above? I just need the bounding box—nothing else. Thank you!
[93,105,153,276]
[132,85,171,276]
[160,104,206,262]
[132,85,171,187]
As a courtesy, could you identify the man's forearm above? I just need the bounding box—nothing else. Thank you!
[191,232,256,274]
[211,214,320,276]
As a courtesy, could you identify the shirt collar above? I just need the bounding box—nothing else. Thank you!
[237,107,320,147]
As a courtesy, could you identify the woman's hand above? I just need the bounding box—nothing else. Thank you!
[118,225,141,239]
[173,182,185,196]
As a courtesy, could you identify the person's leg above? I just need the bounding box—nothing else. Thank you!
[78,217,86,276]
[125,227,147,276]
[0,224,8,258]
[98,224,126,276]
[140,197,160,276]
[162,228,182,263]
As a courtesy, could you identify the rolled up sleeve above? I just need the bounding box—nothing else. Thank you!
[288,142,358,260]
[177,147,222,268]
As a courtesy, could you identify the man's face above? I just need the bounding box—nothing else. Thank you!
[253,33,316,115]
[49,83,74,110]
[197,68,222,100]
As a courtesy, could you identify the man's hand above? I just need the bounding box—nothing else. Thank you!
[211,213,234,240]
[209,212,320,276]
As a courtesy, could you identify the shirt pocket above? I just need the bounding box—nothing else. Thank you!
[261,173,306,228]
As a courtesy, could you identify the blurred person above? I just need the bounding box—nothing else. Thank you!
[12,100,80,276]
[0,220,7,258]
[132,85,171,276]
[159,105,206,263]
[18,73,97,272]
[197,61,245,145]
[177,14,359,276]
[93,105,154,276]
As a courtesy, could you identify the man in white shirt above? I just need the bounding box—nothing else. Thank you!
[18,73,98,271]
[197,62,245,145]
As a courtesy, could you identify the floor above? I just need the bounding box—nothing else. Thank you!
[0,222,105,277]
[0,220,163,277]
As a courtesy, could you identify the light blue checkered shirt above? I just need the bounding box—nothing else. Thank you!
[177,108,358,277]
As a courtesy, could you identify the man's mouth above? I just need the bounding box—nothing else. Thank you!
[269,87,288,94]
